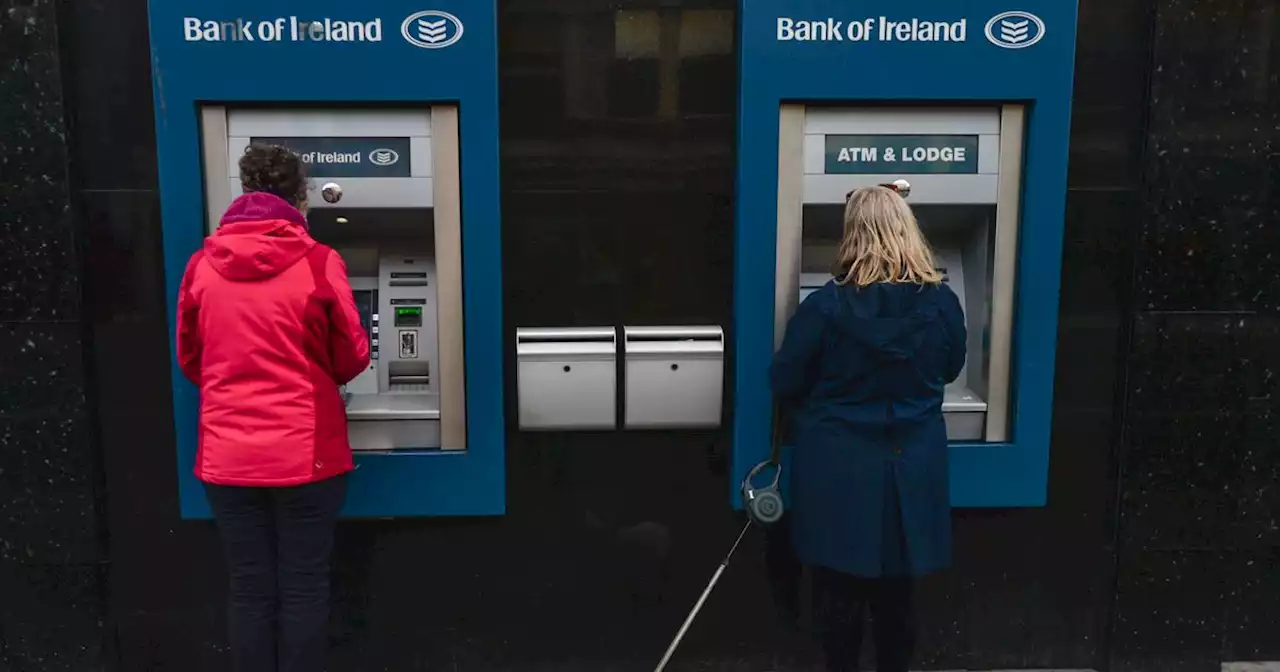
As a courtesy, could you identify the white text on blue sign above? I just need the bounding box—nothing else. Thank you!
[184,17,383,43]
[777,17,967,43]
[836,146,969,163]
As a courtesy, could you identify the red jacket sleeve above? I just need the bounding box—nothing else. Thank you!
[324,250,372,385]
[175,252,205,384]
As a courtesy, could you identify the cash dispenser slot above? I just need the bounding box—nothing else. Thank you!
[516,327,618,431]
[389,374,431,386]
[389,272,430,287]
[623,326,725,430]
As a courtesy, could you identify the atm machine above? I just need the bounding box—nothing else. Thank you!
[795,108,1016,443]
[201,108,466,454]
[732,0,1079,507]
[148,0,505,518]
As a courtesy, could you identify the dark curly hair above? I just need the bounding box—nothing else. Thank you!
[238,144,309,208]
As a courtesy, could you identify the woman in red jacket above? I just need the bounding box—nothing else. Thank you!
[176,144,370,672]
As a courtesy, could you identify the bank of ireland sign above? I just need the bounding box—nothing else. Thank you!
[825,135,979,174]
[985,11,1045,48]
[775,10,1045,49]
[401,10,464,49]
[181,10,465,49]
[249,137,413,178]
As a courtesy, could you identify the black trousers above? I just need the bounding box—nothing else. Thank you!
[811,566,916,672]
[205,474,348,672]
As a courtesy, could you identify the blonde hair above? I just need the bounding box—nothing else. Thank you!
[834,186,943,287]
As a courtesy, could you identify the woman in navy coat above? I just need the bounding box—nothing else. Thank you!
[770,185,966,672]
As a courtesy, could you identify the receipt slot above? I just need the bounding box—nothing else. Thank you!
[623,326,725,430]
[732,0,1078,508]
[516,328,618,431]
[150,0,505,517]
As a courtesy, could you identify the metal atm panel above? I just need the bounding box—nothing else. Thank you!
[776,105,1023,442]
[200,106,467,452]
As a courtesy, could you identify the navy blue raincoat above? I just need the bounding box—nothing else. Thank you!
[770,280,966,578]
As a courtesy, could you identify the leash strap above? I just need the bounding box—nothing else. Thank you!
[769,404,784,466]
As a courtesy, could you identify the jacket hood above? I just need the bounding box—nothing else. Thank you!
[825,281,941,362]
[205,192,315,281]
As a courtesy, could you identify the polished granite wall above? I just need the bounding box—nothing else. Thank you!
[1,0,1276,669]
[0,0,106,669]
[1109,0,1280,669]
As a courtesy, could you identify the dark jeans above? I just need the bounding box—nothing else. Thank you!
[205,475,348,672]
[811,566,916,672]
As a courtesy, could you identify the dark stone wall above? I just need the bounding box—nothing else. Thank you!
[0,0,105,669]
[1,0,1275,669]
[1109,0,1280,669]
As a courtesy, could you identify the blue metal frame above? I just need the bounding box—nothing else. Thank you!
[148,0,505,518]
[732,0,1079,508]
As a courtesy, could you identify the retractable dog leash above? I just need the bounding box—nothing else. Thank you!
[653,407,786,672]
[651,518,752,672]
[654,179,914,672]
[741,406,786,526]
[741,459,785,525]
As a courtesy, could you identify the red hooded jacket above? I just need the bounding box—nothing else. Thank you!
[176,193,370,487]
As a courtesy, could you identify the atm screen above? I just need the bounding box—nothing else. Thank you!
[353,289,376,339]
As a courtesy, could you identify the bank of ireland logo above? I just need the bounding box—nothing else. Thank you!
[369,149,400,167]
[985,11,1045,49]
[401,10,463,49]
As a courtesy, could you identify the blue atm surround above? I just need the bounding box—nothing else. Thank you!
[148,1,505,518]
[731,0,1079,508]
